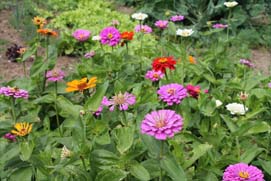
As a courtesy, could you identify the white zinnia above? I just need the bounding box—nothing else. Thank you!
[215,100,223,107]
[92,35,101,41]
[226,103,248,115]
[224,1,238,8]
[61,146,72,159]
[131,12,148,21]
[176,29,194,37]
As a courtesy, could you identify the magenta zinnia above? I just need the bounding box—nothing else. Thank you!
[72,29,91,42]
[46,69,65,82]
[145,70,164,82]
[170,15,185,22]
[212,23,228,29]
[223,163,264,181]
[154,20,168,29]
[157,83,187,106]
[186,84,201,99]
[102,92,136,111]
[141,110,183,140]
[0,86,28,99]
[100,26,121,46]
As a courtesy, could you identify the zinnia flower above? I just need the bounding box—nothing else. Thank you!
[131,12,148,21]
[37,28,57,37]
[145,70,165,82]
[239,91,249,101]
[212,23,228,29]
[11,122,32,137]
[92,35,101,41]
[3,133,16,142]
[223,163,264,181]
[134,25,152,34]
[157,83,187,106]
[215,100,223,107]
[46,69,65,82]
[102,92,136,111]
[240,59,255,68]
[189,55,196,64]
[152,56,176,73]
[121,31,134,41]
[72,29,91,42]
[84,50,95,58]
[226,103,248,115]
[0,86,28,99]
[224,1,238,8]
[32,16,46,28]
[141,110,183,140]
[66,77,97,93]
[176,29,194,37]
[94,96,108,116]
[100,26,121,46]
[170,15,185,22]
[154,20,168,29]
[186,84,201,99]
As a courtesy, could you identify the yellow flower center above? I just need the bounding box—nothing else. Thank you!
[239,171,249,179]
[155,119,166,128]
[52,71,59,77]
[113,93,126,105]
[108,33,113,39]
[153,73,159,78]
[167,88,176,95]
[159,58,167,63]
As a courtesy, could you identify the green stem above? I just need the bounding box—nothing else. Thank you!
[54,82,62,136]
[159,141,164,181]
[80,156,88,172]
[236,136,240,160]
[10,97,16,123]
[122,111,127,126]
[23,61,26,77]
[42,37,49,92]
[227,9,231,41]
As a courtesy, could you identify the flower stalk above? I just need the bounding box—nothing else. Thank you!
[54,82,62,136]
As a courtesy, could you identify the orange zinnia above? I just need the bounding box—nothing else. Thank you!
[121,31,134,41]
[37,28,58,37]
[66,77,97,92]
[189,55,196,64]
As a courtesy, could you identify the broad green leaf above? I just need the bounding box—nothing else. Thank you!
[258,159,271,175]
[19,141,34,161]
[9,167,32,181]
[240,146,264,163]
[140,134,160,158]
[33,94,55,104]
[142,159,160,179]
[91,149,119,169]
[57,96,82,118]
[96,169,127,181]
[95,131,111,145]
[113,126,134,154]
[130,163,150,181]
[245,121,270,135]
[220,114,238,133]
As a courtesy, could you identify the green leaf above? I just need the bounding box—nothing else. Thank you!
[258,159,271,175]
[160,155,187,181]
[33,94,55,104]
[140,134,160,158]
[91,149,119,169]
[113,126,134,154]
[95,169,127,181]
[245,121,270,136]
[57,96,82,118]
[240,145,263,163]
[220,114,238,133]
[130,163,150,181]
[19,141,34,161]
[9,167,32,181]
[95,131,111,145]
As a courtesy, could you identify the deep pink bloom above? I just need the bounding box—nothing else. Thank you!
[157,83,187,106]
[154,20,168,29]
[240,59,255,68]
[0,86,28,99]
[145,70,164,82]
[186,84,201,99]
[134,25,152,34]
[204,89,209,94]
[223,163,264,181]
[3,133,16,142]
[212,23,228,29]
[141,109,183,140]
[170,15,185,22]
[72,29,91,42]
[100,26,121,46]
[46,69,65,82]
[84,50,95,58]
[102,92,136,111]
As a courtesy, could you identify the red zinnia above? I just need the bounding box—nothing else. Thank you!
[186,84,201,99]
[121,31,134,41]
[152,56,176,73]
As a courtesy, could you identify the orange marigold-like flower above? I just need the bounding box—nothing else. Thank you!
[32,16,46,28]
[66,77,97,92]
[11,122,32,137]
[37,28,58,37]
[189,55,196,64]
[121,31,134,41]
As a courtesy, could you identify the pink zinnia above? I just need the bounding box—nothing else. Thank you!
[145,70,164,82]
[72,29,91,42]
[134,25,152,34]
[84,50,95,58]
[186,84,201,99]
[170,15,185,22]
[0,86,28,99]
[102,92,136,111]
[100,26,121,46]
[212,23,228,29]
[94,96,108,116]
[3,133,16,142]
[46,69,65,82]
[141,109,183,140]
[154,20,168,29]
[157,83,187,106]
[223,163,264,181]
[240,59,255,68]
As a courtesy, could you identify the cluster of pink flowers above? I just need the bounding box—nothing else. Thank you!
[46,69,65,82]
[155,20,168,29]
[72,29,91,42]
[157,83,187,106]
[84,50,95,58]
[170,15,185,22]
[134,25,152,34]
[100,26,121,46]
[145,70,164,82]
[3,133,16,142]
[102,92,136,111]
[0,86,29,99]
[212,23,228,29]
[240,59,255,68]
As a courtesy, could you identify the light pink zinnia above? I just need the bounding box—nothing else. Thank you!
[240,59,255,68]
[212,23,228,29]
[154,20,168,29]
[145,70,164,82]
[141,109,183,140]
[134,25,152,34]
[102,92,136,111]
[223,163,264,181]
[46,69,65,82]
[170,15,185,22]
[157,83,187,106]
[72,29,91,42]
[100,26,121,46]
[0,86,28,99]
[93,96,108,116]
[84,50,95,58]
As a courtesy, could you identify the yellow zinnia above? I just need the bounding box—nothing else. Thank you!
[32,16,46,28]
[66,77,97,92]
[11,122,32,137]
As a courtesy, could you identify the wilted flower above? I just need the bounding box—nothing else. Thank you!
[239,92,249,101]
[176,29,194,37]
[170,15,185,22]
[72,29,91,42]
[66,77,97,93]
[212,23,228,29]
[134,25,152,34]
[111,20,120,27]
[224,1,238,8]
[11,122,32,137]
[32,16,46,28]
[152,56,176,73]
[17,47,27,55]
[92,35,101,41]
[157,83,187,106]
[0,86,29,99]
[240,59,255,68]
[131,12,148,21]
[186,84,201,99]
[215,100,223,107]
[141,110,183,140]
[37,28,57,37]
[84,50,95,58]
[100,26,121,46]
[79,110,86,116]
[3,133,16,142]
[145,70,164,82]
[102,92,136,111]
[61,146,72,159]
[154,20,168,29]
[46,69,65,82]
[223,163,264,181]
[226,103,248,115]
[5,44,22,62]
